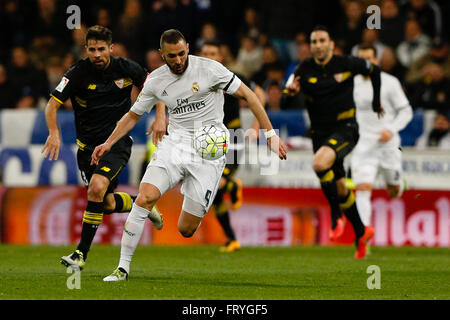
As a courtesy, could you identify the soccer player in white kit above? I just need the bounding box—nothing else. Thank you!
[91,29,287,281]
[351,44,413,228]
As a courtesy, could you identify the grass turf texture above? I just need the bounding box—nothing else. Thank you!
[0,245,448,300]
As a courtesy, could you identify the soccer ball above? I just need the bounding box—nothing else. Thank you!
[193,123,229,160]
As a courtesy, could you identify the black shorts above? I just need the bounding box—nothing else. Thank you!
[312,121,359,180]
[77,136,132,194]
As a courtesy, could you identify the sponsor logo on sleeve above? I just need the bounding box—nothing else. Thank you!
[56,77,69,92]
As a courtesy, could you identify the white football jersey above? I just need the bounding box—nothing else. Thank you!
[353,72,413,148]
[131,55,242,136]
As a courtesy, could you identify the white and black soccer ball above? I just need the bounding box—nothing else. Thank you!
[193,123,229,160]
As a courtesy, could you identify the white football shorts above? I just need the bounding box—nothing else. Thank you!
[351,143,403,187]
[141,133,226,217]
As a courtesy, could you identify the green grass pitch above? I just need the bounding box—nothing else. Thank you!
[0,245,448,300]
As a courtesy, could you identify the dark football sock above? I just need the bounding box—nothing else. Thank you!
[77,201,104,259]
[316,169,342,229]
[104,192,135,214]
[213,186,236,242]
[227,179,239,204]
[339,191,365,240]
[216,210,236,241]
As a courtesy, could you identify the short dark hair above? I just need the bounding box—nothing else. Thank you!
[202,39,221,49]
[86,25,112,45]
[437,108,450,120]
[311,25,333,40]
[358,43,378,57]
[160,29,186,49]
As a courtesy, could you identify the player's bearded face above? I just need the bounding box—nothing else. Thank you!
[310,31,334,62]
[161,41,189,75]
[86,40,112,70]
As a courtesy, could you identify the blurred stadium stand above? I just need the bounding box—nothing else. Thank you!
[399,109,424,146]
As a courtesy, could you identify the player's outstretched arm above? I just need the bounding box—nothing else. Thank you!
[246,85,265,140]
[91,110,142,165]
[42,97,63,161]
[232,82,287,160]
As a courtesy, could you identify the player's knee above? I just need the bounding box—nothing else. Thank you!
[313,147,335,173]
[135,192,158,208]
[218,176,227,189]
[312,152,333,172]
[87,180,108,200]
[178,225,196,238]
[336,179,349,197]
[180,230,194,238]
[337,188,349,198]
[312,159,330,173]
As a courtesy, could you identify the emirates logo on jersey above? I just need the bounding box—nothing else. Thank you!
[192,82,200,93]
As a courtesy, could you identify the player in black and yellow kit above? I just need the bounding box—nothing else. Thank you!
[200,40,266,252]
[287,26,383,259]
[42,26,166,269]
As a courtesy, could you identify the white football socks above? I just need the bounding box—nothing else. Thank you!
[356,190,372,226]
[118,203,149,274]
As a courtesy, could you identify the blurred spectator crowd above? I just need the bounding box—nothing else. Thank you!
[0,0,448,147]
